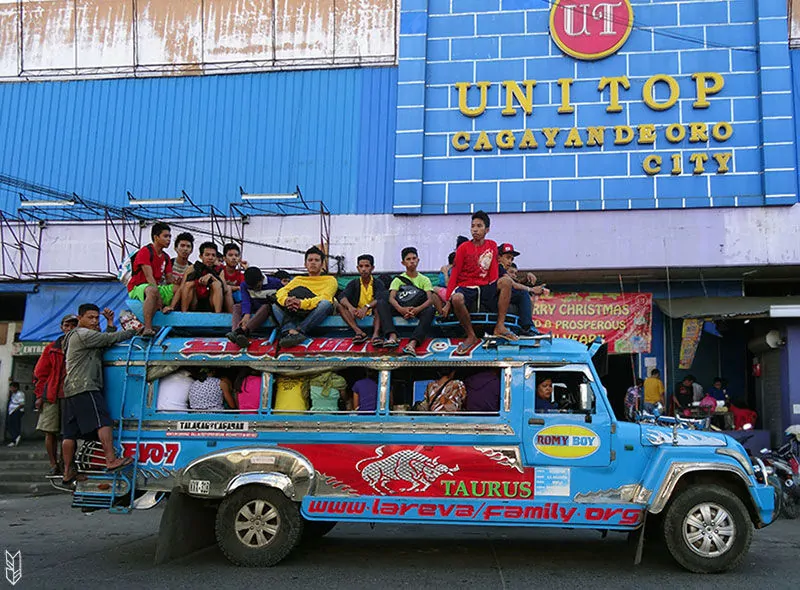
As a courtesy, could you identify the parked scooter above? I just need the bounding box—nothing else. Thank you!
[760,425,800,519]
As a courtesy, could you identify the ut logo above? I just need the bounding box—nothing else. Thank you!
[549,0,634,61]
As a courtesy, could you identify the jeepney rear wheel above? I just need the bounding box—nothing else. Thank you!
[663,484,752,574]
[215,486,303,567]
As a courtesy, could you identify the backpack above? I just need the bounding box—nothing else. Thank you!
[118,245,155,287]
[394,275,427,307]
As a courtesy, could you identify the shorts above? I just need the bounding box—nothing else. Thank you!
[232,289,242,304]
[62,391,113,440]
[128,283,174,306]
[454,283,498,313]
[36,399,61,434]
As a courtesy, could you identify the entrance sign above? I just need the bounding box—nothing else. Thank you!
[532,293,652,353]
[550,0,634,61]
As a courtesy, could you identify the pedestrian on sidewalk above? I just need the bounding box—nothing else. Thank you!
[5,382,24,447]
[33,313,79,475]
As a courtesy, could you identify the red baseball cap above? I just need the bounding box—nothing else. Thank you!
[498,243,520,257]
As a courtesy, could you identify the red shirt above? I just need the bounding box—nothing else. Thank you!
[223,266,245,287]
[127,245,173,291]
[446,239,499,299]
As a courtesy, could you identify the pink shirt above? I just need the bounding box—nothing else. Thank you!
[238,375,261,413]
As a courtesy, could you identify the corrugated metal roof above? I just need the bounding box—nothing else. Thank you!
[0,67,397,215]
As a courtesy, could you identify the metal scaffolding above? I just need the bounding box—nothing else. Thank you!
[0,175,341,281]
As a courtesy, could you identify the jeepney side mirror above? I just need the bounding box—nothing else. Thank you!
[579,383,593,413]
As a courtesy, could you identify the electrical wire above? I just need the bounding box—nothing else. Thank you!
[538,0,758,54]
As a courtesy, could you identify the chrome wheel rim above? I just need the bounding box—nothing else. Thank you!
[234,499,280,548]
[682,502,735,558]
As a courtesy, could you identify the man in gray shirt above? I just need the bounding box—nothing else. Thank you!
[61,303,139,487]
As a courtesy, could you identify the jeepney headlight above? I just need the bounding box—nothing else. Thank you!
[716,448,754,476]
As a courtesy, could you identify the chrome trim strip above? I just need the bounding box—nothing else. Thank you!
[648,462,751,514]
[122,419,515,436]
[503,367,512,413]
[108,359,535,368]
[226,472,294,498]
[715,448,754,476]
[379,370,389,411]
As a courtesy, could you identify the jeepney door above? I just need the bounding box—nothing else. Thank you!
[521,365,612,468]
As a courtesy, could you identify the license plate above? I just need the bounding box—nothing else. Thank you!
[189,479,210,495]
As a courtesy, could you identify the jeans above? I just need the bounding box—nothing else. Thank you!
[273,299,333,335]
[231,302,272,332]
[510,288,532,329]
[6,409,22,440]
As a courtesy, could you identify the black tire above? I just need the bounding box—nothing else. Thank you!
[783,489,800,519]
[215,486,303,567]
[663,484,753,574]
[767,475,783,520]
[302,519,337,542]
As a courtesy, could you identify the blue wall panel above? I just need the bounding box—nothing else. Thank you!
[0,67,398,215]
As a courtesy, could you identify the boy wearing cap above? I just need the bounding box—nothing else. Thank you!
[497,243,549,337]
[445,211,517,355]
[227,267,284,348]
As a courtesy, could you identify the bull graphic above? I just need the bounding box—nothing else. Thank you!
[355,446,460,494]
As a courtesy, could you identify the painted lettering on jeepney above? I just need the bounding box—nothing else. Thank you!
[303,498,643,526]
[441,480,533,498]
[533,425,601,459]
[121,441,180,466]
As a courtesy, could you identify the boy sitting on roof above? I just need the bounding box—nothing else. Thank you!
[227,266,285,348]
[445,211,517,355]
[273,246,338,348]
[170,232,194,287]
[180,241,226,313]
[388,247,440,356]
[221,243,247,313]
[337,254,390,346]
[127,222,181,337]
[497,243,548,337]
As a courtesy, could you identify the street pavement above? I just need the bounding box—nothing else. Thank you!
[1,493,799,590]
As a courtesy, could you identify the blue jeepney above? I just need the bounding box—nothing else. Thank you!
[69,312,774,574]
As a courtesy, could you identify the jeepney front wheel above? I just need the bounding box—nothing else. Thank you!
[215,486,303,567]
[663,484,752,573]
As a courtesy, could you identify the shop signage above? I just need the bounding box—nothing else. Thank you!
[532,293,652,353]
[549,0,634,61]
[678,318,703,369]
[12,342,48,356]
[453,72,731,177]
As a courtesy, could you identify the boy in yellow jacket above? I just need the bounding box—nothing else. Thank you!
[274,246,338,347]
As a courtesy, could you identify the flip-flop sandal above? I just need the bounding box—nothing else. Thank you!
[454,342,476,356]
[106,456,134,472]
[402,344,417,357]
[383,338,400,349]
[352,333,369,344]
[370,337,385,348]
[58,473,88,489]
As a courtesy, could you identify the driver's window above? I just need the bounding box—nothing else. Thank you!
[530,370,594,414]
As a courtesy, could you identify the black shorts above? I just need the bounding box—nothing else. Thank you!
[454,283,498,313]
[62,391,113,440]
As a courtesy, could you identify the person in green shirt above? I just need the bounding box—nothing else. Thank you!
[387,247,441,357]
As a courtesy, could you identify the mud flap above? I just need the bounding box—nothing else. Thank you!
[632,512,647,566]
[154,491,216,564]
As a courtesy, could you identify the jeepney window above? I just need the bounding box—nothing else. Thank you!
[388,366,504,415]
[152,366,266,414]
[529,369,595,415]
[271,367,382,415]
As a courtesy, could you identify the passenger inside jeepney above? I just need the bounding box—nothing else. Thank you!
[235,368,262,413]
[351,369,379,413]
[188,368,235,411]
[534,372,585,413]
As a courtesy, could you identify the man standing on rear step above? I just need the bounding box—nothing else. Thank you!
[60,304,140,488]
[445,211,517,356]
[33,313,79,475]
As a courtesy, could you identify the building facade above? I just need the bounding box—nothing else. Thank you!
[0,0,799,443]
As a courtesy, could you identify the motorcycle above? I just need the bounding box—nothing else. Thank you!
[760,425,800,520]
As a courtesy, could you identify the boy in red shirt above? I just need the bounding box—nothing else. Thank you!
[445,211,517,355]
[222,243,247,312]
[127,222,181,337]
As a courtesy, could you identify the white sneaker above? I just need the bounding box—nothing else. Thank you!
[14,435,21,446]
[6,441,15,447]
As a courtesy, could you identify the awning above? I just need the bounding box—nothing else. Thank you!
[20,281,128,341]
[655,297,800,320]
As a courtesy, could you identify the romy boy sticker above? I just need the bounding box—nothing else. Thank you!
[534,425,601,459]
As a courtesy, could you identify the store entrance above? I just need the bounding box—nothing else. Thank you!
[601,354,637,420]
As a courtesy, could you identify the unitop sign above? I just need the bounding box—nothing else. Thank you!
[549,0,634,61]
